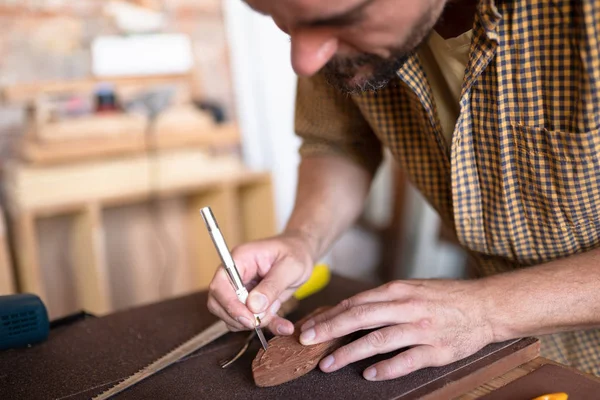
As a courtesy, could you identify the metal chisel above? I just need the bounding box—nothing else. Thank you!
[200,206,269,350]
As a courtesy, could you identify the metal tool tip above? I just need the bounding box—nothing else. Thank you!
[255,327,268,351]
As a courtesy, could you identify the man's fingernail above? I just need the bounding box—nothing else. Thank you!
[249,293,268,312]
[300,328,315,344]
[269,299,281,315]
[237,317,253,329]
[301,319,315,332]
[277,324,293,335]
[321,355,334,370]
[364,368,377,380]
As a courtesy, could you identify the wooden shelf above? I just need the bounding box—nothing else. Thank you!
[4,149,277,317]
[0,4,101,18]
[19,121,240,166]
[1,73,194,105]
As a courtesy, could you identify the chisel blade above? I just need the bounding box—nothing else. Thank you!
[255,326,268,351]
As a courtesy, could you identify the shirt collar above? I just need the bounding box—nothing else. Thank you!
[478,0,502,41]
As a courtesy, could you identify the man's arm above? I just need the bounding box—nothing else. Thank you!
[283,154,373,263]
[481,249,600,341]
[297,246,600,381]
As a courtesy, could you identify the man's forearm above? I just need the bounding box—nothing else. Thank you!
[479,248,600,341]
[283,155,373,262]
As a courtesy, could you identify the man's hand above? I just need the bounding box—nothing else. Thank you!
[298,280,494,381]
[207,231,315,335]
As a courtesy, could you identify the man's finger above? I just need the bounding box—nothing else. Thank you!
[299,301,418,345]
[300,286,412,331]
[363,345,438,381]
[209,268,256,329]
[267,315,295,335]
[226,323,245,332]
[207,295,247,330]
[319,324,424,373]
[247,259,307,314]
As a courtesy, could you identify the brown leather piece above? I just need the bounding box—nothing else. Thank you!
[0,274,537,399]
[481,364,600,400]
[252,306,350,387]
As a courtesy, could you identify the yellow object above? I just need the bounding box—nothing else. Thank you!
[532,393,568,400]
[293,263,331,301]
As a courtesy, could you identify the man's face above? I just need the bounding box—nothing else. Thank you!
[245,0,448,94]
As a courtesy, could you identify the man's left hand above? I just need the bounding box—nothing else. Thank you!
[298,279,494,381]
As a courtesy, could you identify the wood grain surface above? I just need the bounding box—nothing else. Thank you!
[252,307,349,387]
[460,357,600,399]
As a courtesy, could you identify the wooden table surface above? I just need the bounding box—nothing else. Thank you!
[460,357,600,398]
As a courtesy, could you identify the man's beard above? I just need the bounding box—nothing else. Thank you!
[321,9,439,95]
[322,52,411,94]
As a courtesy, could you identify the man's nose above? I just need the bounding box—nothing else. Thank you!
[290,30,338,76]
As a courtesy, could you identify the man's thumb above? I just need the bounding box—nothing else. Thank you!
[247,260,304,314]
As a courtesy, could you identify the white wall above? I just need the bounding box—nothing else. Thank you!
[223,0,300,230]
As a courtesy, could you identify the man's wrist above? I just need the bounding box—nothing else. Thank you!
[471,277,507,343]
[282,226,322,263]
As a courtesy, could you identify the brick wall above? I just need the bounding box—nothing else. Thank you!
[0,0,235,159]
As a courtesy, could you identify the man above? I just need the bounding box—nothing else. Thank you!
[209,0,600,380]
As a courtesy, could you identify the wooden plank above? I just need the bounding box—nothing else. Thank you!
[238,173,277,242]
[19,122,239,167]
[188,185,241,289]
[408,338,540,400]
[70,204,112,315]
[460,357,600,398]
[11,213,46,301]
[379,163,408,282]
[2,74,193,105]
[460,358,549,399]
[0,209,16,294]
[151,122,240,151]
[35,114,147,143]
[20,135,147,166]
[4,149,244,214]
[0,4,103,18]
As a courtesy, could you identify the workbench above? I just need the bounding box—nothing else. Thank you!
[1,274,598,399]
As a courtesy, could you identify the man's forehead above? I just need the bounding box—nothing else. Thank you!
[246,0,366,20]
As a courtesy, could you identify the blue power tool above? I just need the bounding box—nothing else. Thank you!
[0,294,49,351]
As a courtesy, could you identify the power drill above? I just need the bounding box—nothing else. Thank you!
[0,294,49,351]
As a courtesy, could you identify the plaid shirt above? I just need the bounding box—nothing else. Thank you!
[295,0,600,374]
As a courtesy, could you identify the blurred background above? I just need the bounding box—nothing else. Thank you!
[0,0,467,320]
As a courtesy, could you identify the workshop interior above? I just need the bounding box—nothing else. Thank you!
[1,1,599,399]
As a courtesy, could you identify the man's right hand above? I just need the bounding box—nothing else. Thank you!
[207,231,316,336]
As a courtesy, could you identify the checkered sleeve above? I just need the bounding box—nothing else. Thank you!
[294,72,383,176]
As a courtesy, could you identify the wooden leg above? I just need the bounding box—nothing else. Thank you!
[0,210,15,295]
[188,185,240,290]
[238,173,277,242]
[378,164,408,282]
[71,204,112,315]
[12,213,45,301]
